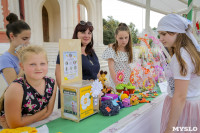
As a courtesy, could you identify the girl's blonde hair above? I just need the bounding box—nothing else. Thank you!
[171,33,200,76]
[113,23,133,63]
[18,45,48,63]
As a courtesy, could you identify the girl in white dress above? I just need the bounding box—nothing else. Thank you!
[102,23,133,91]
[157,14,200,133]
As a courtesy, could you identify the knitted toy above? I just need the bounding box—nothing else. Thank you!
[99,70,107,86]
[130,95,139,106]
[99,70,112,95]
[122,98,132,107]
[100,100,120,116]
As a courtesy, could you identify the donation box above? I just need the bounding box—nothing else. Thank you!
[59,39,99,122]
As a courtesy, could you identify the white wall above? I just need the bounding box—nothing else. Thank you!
[0,43,9,55]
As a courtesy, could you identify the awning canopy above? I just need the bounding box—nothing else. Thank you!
[120,0,200,20]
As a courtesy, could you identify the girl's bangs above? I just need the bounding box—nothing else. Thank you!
[77,24,93,32]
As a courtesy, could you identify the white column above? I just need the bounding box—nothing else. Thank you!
[79,5,86,21]
[8,0,20,18]
[193,8,197,29]
[95,0,103,46]
[24,0,44,45]
[58,0,75,39]
[73,0,78,27]
[145,0,151,32]
[193,8,200,42]
[0,0,4,29]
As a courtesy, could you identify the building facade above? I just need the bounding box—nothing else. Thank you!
[0,0,104,47]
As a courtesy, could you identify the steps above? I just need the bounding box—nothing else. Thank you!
[43,42,59,79]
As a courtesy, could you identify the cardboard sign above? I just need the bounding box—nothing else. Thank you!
[59,39,99,122]
[59,39,82,84]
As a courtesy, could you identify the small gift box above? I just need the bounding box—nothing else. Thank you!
[101,94,118,106]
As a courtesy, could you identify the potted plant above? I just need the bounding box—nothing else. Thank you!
[116,84,125,93]
[126,83,136,94]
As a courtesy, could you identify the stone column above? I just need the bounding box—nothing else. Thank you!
[145,0,151,32]
[58,0,77,39]
[24,0,44,45]
[8,0,20,18]
[95,0,103,46]
[79,4,86,21]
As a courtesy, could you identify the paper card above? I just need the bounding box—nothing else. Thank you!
[80,86,94,119]
[59,39,82,84]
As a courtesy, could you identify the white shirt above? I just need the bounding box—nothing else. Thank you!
[166,48,200,98]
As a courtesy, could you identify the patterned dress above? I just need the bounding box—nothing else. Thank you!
[1,76,55,116]
[102,47,131,91]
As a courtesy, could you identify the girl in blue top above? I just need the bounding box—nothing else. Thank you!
[0,13,31,85]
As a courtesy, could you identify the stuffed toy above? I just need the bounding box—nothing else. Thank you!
[100,100,120,116]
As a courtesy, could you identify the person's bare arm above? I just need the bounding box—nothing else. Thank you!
[164,79,189,133]
[37,82,57,121]
[55,64,61,89]
[4,83,48,128]
[2,68,23,85]
[108,58,118,86]
[97,71,100,79]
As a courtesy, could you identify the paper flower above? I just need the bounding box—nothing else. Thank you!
[81,93,91,110]
[143,78,154,90]
[116,71,124,83]
[90,79,103,97]
[129,71,134,84]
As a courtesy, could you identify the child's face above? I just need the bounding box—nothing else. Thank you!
[116,31,129,48]
[21,53,48,80]
[10,30,31,47]
[158,31,177,48]
[77,29,92,47]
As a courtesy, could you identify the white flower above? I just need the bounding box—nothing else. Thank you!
[81,93,91,110]
[91,79,103,97]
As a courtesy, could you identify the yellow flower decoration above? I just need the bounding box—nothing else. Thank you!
[143,78,154,90]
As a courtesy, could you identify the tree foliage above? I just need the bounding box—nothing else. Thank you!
[103,16,138,45]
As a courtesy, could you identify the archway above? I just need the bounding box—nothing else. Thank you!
[42,6,49,42]
[42,0,60,42]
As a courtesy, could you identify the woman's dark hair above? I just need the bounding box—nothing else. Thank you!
[72,21,94,55]
[6,13,30,39]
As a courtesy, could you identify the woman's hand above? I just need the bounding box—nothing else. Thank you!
[0,115,9,128]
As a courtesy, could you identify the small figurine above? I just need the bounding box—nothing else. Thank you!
[122,98,132,107]
[138,98,151,103]
[99,70,107,86]
[130,95,139,106]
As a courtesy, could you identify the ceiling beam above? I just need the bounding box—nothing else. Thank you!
[119,0,169,15]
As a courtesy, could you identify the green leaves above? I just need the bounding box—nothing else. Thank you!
[103,16,139,45]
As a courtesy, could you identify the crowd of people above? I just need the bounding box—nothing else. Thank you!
[0,12,200,133]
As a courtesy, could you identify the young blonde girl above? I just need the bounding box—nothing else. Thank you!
[157,14,200,133]
[102,23,133,91]
[0,45,57,128]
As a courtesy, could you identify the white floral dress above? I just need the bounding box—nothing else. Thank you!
[102,47,131,90]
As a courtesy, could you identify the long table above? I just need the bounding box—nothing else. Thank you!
[31,92,166,133]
